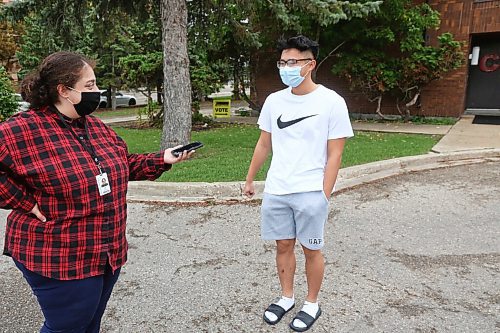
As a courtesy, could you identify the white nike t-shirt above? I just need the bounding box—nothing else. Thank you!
[258,85,354,195]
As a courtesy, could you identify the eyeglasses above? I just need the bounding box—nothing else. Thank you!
[276,58,313,68]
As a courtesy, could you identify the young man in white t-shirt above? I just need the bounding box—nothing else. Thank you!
[244,35,354,332]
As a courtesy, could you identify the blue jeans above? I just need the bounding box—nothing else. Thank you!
[14,259,121,333]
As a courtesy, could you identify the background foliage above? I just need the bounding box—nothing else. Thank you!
[330,0,463,118]
[0,67,17,122]
[1,0,463,122]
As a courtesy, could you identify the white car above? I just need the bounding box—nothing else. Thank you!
[14,93,30,112]
[98,90,137,108]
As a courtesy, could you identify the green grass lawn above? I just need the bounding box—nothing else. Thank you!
[112,124,441,182]
[352,116,458,125]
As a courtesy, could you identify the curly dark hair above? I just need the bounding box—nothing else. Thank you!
[277,35,319,59]
[20,51,95,109]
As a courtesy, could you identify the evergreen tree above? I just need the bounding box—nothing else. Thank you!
[0,67,18,122]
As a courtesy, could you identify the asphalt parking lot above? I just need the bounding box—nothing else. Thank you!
[1,162,499,333]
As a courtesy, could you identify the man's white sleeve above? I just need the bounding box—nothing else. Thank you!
[257,97,272,133]
[328,97,354,140]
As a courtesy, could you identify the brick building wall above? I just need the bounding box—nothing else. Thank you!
[254,0,500,117]
[422,0,500,117]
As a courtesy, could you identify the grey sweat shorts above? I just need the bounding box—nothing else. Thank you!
[261,190,329,250]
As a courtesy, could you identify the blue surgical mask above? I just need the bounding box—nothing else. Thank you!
[279,62,311,88]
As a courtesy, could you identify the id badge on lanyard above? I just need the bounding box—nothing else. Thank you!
[96,172,111,196]
[94,156,111,196]
[58,112,111,196]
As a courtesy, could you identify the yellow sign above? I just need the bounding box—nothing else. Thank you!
[213,98,231,118]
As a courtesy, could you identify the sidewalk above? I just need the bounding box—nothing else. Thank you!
[432,115,500,152]
[117,110,500,202]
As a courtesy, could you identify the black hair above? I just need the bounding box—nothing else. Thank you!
[20,51,95,109]
[277,35,319,59]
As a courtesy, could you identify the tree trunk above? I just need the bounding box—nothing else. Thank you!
[156,78,163,105]
[160,0,192,149]
[106,87,112,108]
[369,95,386,119]
[147,86,152,121]
[156,77,163,105]
[232,64,240,100]
[111,86,117,111]
[404,90,420,122]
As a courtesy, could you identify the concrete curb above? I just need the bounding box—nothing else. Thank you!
[127,148,500,203]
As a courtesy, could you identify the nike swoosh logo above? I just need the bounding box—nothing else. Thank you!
[277,114,318,129]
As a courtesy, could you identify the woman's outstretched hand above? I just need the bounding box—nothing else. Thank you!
[163,146,195,164]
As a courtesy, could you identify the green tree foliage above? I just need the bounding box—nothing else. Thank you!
[119,53,162,96]
[94,13,142,108]
[242,1,382,51]
[4,0,384,108]
[6,0,381,108]
[330,0,463,119]
[119,52,163,123]
[0,67,17,122]
[0,4,24,88]
[188,46,229,106]
[12,0,194,146]
[187,1,254,106]
[11,2,146,109]
[118,5,163,113]
[209,0,383,109]
[0,20,18,63]
[16,14,64,78]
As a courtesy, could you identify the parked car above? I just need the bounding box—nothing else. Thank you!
[98,90,136,108]
[14,93,30,112]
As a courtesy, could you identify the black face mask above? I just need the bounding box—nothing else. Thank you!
[67,87,101,117]
[73,91,101,117]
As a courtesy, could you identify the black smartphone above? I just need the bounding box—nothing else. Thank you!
[171,141,204,157]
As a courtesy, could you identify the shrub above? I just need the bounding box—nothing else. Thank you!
[0,67,17,122]
[192,111,213,126]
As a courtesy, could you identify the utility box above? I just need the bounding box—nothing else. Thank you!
[212,97,231,118]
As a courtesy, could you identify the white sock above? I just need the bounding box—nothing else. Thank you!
[293,301,319,328]
[264,295,295,322]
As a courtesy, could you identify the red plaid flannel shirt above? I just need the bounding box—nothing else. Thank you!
[1,106,171,280]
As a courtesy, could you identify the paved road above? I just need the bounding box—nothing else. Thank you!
[1,162,499,333]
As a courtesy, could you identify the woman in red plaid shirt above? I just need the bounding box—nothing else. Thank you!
[0,51,193,333]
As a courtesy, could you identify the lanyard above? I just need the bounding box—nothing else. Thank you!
[57,113,104,175]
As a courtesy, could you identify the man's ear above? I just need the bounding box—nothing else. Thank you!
[310,59,317,70]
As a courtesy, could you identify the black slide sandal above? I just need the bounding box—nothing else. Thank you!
[289,307,322,332]
[263,303,295,325]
